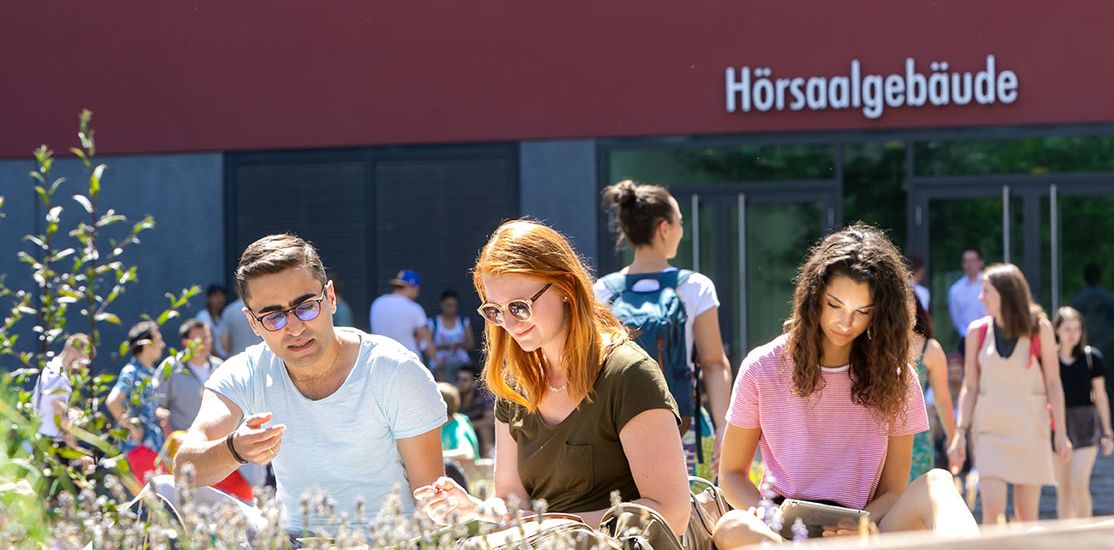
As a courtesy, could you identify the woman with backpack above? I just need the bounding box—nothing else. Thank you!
[596,180,733,479]
[947,263,1072,524]
[1051,306,1113,518]
[415,219,691,537]
[714,224,977,547]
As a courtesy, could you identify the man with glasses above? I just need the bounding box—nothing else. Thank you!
[173,234,446,539]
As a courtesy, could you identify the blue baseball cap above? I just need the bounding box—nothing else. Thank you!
[389,270,421,287]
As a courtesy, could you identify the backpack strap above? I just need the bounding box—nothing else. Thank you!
[599,272,627,301]
[972,316,991,372]
[1029,327,1042,370]
[1084,345,1095,372]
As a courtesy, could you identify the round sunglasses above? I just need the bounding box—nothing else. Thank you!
[246,286,329,332]
[477,283,552,325]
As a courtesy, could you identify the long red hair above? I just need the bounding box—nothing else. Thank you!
[473,220,628,411]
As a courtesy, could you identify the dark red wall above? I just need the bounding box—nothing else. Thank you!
[2,1,1112,158]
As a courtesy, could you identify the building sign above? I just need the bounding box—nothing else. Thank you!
[725,55,1019,119]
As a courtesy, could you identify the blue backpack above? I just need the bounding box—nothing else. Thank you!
[600,270,696,419]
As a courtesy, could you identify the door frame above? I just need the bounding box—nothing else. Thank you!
[908,173,1114,309]
[671,181,841,362]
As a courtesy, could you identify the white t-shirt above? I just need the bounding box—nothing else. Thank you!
[369,293,428,358]
[35,357,72,438]
[205,328,447,534]
[594,268,720,368]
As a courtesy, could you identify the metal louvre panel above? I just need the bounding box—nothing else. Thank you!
[374,156,516,320]
[233,160,370,329]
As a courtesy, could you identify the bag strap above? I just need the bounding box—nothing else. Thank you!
[973,316,991,374]
[1085,346,1095,371]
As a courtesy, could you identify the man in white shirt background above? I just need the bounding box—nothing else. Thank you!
[947,246,987,355]
[369,270,435,364]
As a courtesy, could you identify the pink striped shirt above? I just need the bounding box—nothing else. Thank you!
[727,335,929,510]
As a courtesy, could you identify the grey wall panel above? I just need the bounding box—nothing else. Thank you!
[0,153,223,373]
[519,139,599,266]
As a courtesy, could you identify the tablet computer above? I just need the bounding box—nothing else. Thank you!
[777,499,870,539]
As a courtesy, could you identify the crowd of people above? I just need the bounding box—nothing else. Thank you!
[29,179,1114,547]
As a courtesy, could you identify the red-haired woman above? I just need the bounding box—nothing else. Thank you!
[415,220,691,535]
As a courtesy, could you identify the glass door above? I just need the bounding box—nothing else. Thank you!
[910,183,1022,353]
[674,184,839,367]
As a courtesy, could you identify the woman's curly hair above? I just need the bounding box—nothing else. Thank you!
[784,223,914,419]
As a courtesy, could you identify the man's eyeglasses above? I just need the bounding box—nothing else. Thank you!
[477,283,551,325]
[246,285,330,332]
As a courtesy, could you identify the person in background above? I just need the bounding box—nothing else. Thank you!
[196,284,228,358]
[437,382,480,466]
[156,318,259,503]
[909,294,956,480]
[1051,306,1113,519]
[909,254,931,312]
[597,180,733,479]
[220,288,263,358]
[370,270,435,364]
[948,263,1071,524]
[456,363,495,458]
[328,270,355,328]
[106,320,167,484]
[947,247,986,355]
[33,333,93,449]
[416,220,691,536]
[429,289,475,383]
[1071,262,1114,431]
[714,224,976,547]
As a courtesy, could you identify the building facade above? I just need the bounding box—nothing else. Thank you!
[2,1,1113,367]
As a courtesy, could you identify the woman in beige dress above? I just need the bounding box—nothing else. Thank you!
[948,263,1072,523]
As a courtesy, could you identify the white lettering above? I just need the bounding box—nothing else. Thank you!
[788,78,806,110]
[725,66,750,113]
[884,74,905,108]
[829,77,850,109]
[862,75,883,119]
[975,55,997,105]
[998,70,1019,103]
[805,77,828,110]
[724,54,1020,119]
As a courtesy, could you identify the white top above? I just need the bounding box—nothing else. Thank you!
[594,268,720,368]
[947,274,987,337]
[369,293,428,358]
[196,309,227,358]
[205,328,447,534]
[35,357,71,438]
[914,283,931,312]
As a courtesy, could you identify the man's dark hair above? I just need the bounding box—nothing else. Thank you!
[205,283,227,298]
[127,320,159,357]
[235,234,327,303]
[441,288,459,302]
[178,318,208,342]
[1084,262,1102,286]
[906,253,925,271]
[960,246,984,261]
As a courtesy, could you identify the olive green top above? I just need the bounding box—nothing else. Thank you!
[495,340,680,513]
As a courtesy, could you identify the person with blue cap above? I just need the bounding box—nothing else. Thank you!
[370,269,435,363]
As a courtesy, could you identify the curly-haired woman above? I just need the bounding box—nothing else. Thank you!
[714,224,977,547]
